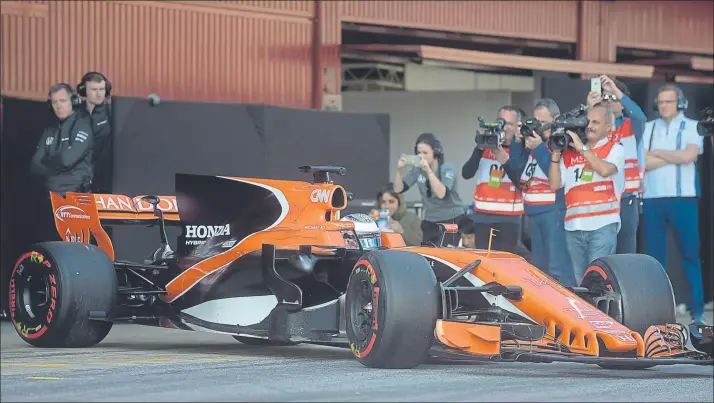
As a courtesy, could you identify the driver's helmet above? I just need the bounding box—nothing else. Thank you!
[340,213,382,250]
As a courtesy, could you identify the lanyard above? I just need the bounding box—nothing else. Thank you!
[647,119,686,150]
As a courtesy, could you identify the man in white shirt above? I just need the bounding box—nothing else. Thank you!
[548,103,625,282]
[643,84,706,324]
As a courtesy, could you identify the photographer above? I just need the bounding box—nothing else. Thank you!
[549,103,625,282]
[394,132,465,246]
[509,98,575,287]
[461,106,530,258]
[642,84,705,324]
[31,83,94,194]
[77,71,112,194]
[587,75,646,254]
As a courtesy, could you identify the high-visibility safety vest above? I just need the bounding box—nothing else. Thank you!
[562,140,621,224]
[473,147,524,215]
[609,118,641,194]
[520,153,556,205]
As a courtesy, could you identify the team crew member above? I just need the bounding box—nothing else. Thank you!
[462,106,531,259]
[31,83,95,194]
[394,133,466,246]
[77,71,112,193]
[510,99,575,287]
[586,75,647,254]
[548,103,625,282]
[643,84,706,324]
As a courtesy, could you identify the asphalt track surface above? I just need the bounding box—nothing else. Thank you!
[1,317,713,402]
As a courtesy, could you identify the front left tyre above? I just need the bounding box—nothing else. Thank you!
[345,250,440,369]
[9,242,117,347]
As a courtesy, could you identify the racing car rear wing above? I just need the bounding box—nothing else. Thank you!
[49,192,181,261]
[92,194,180,222]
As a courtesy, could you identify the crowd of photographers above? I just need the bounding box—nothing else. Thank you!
[372,76,713,325]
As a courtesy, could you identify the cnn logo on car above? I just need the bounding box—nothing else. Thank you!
[310,189,331,203]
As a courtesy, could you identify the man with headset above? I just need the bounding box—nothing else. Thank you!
[31,83,95,194]
[77,71,112,193]
[643,84,706,324]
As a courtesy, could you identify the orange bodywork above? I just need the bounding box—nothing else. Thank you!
[407,246,645,358]
[47,174,644,359]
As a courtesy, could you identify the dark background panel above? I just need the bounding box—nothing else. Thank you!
[541,77,714,305]
[1,97,58,316]
[111,97,268,195]
[258,105,390,200]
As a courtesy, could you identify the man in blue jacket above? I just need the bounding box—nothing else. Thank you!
[586,76,647,254]
[510,98,575,287]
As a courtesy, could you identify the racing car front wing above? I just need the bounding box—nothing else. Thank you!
[430,319,714,368]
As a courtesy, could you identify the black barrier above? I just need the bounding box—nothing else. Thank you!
[541,77,714,305]
[109,97,390,263]
[0,96,58,316]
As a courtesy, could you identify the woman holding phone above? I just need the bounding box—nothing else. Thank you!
[393,132,466,246]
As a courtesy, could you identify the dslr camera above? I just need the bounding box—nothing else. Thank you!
[547,104,589,152]
[520,117,547,139]
[697,107,713,137]
[474,117,507,148]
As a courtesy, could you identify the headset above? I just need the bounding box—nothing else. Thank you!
[414,132,444,164]
[76,71,112,98]
[414,132,445,200]
[653,83,688,112]
[47,83,83,110]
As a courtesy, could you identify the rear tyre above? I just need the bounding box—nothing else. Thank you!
[9,242,117,347]
[580,254,676,370]
[345,250,439,369]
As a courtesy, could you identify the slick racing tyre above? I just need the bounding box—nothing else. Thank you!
[345,250,439,369]
[580,254,676,370]
[9,242,117,348]
[580,254,676,336]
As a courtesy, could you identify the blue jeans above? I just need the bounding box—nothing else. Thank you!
[643,197,703,318]
[529,209,576,287]
[616,194,640,254]
[566,223,618,283]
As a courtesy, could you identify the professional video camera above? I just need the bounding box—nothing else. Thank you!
[547,104,589,152]
[474,116,507,149]
[697,107,713,137]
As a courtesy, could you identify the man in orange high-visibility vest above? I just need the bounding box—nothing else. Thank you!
[508,98,575,287]
[462,106,531,260]
[548,103,625,283]
[586,75,647,255]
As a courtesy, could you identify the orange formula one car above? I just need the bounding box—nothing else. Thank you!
[9,166,713,370]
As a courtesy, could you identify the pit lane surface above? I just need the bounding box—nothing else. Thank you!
[1,320,712,402]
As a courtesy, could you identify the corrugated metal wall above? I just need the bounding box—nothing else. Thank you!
[577,0,617,64]
[614,1,713,55]
[338,0,579,43]
[1,0,315,107]
[2,1,712,107]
